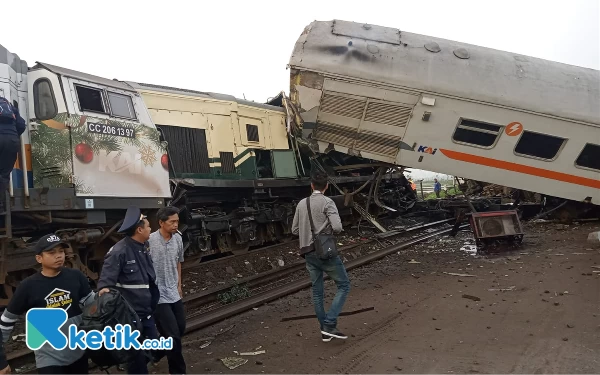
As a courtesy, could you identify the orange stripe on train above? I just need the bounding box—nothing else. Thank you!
[439,149,600,190]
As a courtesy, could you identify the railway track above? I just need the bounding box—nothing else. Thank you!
[6,218,464,371]
[183,220,468,333]
[182,218,454,313]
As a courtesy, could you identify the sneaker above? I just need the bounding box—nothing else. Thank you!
[322,334,332,342]
[321,326,348,340]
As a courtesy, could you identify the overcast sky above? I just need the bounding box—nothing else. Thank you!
[5,0,598,104]
[5,0,598,180]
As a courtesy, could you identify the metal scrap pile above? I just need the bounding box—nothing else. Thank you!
[462,179,541,203]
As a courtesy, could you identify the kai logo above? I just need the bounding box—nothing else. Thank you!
[45,288,73,311]
[99,151,142,174]
[417,145,438,155]
[505,122,524,136]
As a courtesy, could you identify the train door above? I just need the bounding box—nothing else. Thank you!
[27,67,70,191]
[207,113,239,178]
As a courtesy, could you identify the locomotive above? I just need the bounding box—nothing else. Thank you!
[0,45,412,304]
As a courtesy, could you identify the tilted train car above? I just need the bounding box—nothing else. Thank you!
[0,45,170,303]
[288,20,600,213]
[126,82,414,262]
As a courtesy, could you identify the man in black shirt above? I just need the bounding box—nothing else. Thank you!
[97,206,159,374]
[0,234,96,374]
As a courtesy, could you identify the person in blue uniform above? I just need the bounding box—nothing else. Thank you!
[0,98,26,214]
[97,206,160,374]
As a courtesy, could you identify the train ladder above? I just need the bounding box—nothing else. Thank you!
[0,189,10,239]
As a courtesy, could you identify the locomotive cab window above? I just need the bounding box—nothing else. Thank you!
[575,143,600,171]
[33,78,58,120]
[75,85,106,113]
[514,131,566,160]
[452,119,502,148]
[107,92,136,119]
[246,124,259,142]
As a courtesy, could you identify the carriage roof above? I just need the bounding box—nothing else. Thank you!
[289,20,600,125]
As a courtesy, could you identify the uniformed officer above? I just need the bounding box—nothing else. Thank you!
[97,206,160,374]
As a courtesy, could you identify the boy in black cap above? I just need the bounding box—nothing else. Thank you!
[0,234,96,374]
[97,206,159,374]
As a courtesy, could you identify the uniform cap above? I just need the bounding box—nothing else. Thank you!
[118,206,147,233]
[35,234,68,255]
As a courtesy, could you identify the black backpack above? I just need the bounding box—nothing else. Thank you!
[79,288,143,370]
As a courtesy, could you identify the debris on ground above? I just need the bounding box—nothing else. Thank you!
[488,286,516,292]
[587,231,600,244]
[220,357,248,370]
[462,294,481,302]
[235,350,266,356]
[444,272,475,277]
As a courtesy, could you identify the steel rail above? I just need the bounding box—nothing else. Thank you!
[184,223,468,334]
[182,218,454,309]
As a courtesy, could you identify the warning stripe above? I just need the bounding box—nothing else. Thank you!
[439,148,600,189]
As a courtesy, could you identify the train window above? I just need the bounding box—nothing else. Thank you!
[107,92,136,120]
[514,131,566,160]
[246,124,259,142]
[575,143,600,171]
[33,78,58,120]
[75,85,106,113]
[452,118,502,148]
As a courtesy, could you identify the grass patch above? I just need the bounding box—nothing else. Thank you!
[218,280,251,304]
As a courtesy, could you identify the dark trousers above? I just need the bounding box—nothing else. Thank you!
[0,136,20,210]
[154,300,187,374]
[37,352,89,374]
[128,316,159,374]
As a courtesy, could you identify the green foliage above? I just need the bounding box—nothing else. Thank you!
[217,280,251,304]
[424,186,463,200]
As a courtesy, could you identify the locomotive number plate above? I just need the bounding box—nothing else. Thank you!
[87,122,135,138]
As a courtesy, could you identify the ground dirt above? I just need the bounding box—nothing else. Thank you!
[154,221,600,374]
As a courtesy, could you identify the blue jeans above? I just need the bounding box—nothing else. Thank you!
[304,251,350,329]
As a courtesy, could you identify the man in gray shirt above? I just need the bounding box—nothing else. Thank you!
[292,171,350,342]
[148,207,186,374]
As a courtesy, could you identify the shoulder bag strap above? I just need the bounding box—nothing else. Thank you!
[306,196,318,235]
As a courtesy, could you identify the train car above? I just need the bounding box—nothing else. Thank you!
[288,20,600,211]
[0,44,170,303]
[126,82,415,262]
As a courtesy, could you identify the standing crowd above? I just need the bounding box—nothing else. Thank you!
[0,171,352,374]
[0,206,188,374]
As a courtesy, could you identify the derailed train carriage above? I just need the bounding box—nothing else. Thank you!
[0,44,413,304]
[287,20,600,218]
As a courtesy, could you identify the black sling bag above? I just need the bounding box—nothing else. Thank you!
[306,196,339,260]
